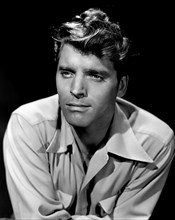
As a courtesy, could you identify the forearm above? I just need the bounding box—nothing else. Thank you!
[72,215,111,220]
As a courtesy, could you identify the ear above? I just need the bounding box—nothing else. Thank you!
[117,75,129,98]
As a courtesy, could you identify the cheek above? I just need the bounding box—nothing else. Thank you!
[56,77,69,96]
[56,85,68,107]
[91,85,118,107]
[56,75,62,92]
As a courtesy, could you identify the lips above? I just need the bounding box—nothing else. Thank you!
[66,102,90,107]
[66,102,91,112]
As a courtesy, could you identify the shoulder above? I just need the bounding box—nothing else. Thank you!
[12,94,59,126]
[118,98,175,165]
[134,107,175,162]
[118,98,174,145]
[4,94,60,152]
[134,106,173,145]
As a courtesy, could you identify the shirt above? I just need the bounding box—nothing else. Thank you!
[3,94,175,220]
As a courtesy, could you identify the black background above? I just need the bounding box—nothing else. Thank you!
[0,1,174,219]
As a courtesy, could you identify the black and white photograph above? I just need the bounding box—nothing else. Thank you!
[0,1,174,219]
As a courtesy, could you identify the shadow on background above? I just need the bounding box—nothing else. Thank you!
[0,1,174,219]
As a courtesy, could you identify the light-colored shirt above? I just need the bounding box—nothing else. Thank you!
[3,94,175,220]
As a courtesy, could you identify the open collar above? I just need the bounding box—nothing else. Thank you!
[46,103,154,164]
[106,103,154,163]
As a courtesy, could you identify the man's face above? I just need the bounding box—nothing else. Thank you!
[56,44,120,129]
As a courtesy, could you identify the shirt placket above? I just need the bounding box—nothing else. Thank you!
[75,146,109,215]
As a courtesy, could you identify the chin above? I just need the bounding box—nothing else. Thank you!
[65,113,91,128]
[67,118,90,128]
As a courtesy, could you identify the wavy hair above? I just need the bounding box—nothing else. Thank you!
[52,8,131,79]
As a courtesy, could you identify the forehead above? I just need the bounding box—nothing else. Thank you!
[58,44,117,74]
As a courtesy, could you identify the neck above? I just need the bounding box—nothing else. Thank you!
[73,111,114,155]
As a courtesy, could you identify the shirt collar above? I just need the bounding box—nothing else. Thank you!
[46,111,74,153]
[106,103,153,163]
[46,103,154,164]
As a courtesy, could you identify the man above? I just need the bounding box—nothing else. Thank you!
[3,8,175,220]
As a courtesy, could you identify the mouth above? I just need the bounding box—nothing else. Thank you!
[66,102,91,112]
[66,102,90,107]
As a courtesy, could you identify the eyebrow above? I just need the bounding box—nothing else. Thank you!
[84,69,110,77]
[58,66,75,73]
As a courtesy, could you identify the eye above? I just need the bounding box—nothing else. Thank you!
[88,73,104,82]
[60,71,74,78]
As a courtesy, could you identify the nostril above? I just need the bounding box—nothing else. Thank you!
[70,90,86,99]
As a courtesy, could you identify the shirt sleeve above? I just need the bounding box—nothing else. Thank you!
[3,113,71,220]
[110,135,175,220]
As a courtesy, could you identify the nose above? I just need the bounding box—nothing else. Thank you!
[70,73,87,99]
